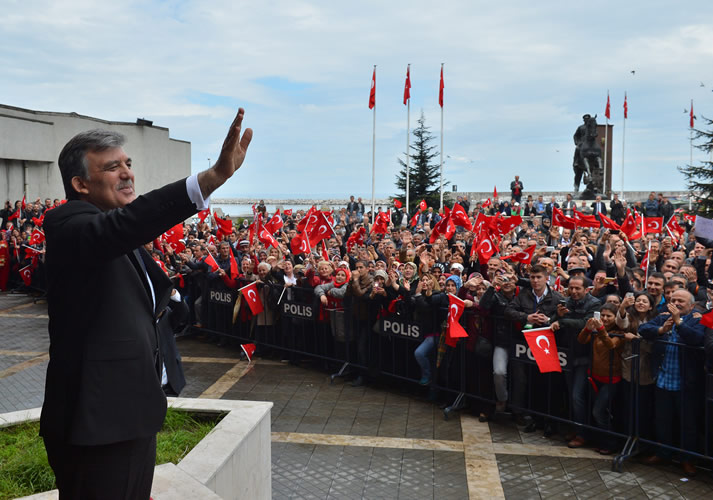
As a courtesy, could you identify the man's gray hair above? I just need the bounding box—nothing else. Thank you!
[58,129,126,200]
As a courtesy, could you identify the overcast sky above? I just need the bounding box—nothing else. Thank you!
[2,0,712,199]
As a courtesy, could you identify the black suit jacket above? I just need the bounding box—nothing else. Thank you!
[590,201,607,216]
[40,179,198,446]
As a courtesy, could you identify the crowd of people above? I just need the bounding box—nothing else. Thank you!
[2,183,713,475]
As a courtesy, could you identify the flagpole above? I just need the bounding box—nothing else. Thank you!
[406,64,411,213]
[602,89,611,196]
[371,65,376,228]
[604,119,608,198]
[690,99,694,168]
[439,63,444,210]
[620,91,626,200]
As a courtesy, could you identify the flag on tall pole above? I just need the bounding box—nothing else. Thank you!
[603,91,610,197]
[368,68,376,110]
[690,99,694,169]
[404,64,411,212]
[620,92,627,199]
[439,63,445,210]
[369,66,376,229]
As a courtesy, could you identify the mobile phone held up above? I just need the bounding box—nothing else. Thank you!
[593,311,601,320]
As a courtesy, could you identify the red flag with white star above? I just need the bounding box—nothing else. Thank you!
[403,65,411,105]
[240,281,264,315]
[368,68,376,109]
[523,327,561,373]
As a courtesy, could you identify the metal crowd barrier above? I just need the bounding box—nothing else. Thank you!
[193,280,713,472]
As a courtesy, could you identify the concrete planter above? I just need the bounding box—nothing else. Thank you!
[2,398,272,500]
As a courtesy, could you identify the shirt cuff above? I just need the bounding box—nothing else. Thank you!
[186,174,209,210]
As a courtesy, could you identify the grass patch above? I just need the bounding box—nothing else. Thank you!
[0,408,223,500]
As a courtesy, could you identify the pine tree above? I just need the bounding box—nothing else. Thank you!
[394,112,446,212]
[678,115,713,215]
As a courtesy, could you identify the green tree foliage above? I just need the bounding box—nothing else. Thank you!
[679,115,713,215]
[394,112,446,212]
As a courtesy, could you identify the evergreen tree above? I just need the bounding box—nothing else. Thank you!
[394,112,446,212]
[678,115,713,215]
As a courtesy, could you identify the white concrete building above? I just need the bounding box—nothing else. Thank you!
[0,104,190,203]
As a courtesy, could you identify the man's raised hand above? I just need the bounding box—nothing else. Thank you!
[216,108,253,179]
[198,108,253,198]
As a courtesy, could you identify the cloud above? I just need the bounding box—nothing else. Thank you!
[2,0,712,198]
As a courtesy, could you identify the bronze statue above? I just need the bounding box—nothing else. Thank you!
[573,114,603,198]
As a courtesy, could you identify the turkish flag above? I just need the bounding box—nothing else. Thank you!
[164,222,184,247]
[553,276,563,292]
[403,66,411,105]
[8,208,20,221]
[227,251,239,279]
[620,212,641,240]
[419,200,427,211]
[493,186,498,199]
[346,227,366,252]
[523,327,562,373]
[438,66,444,108]
[472,213,488,236]
[241,343,257,362]
[409,210,421,228]
[477,233,496,265]
[690,101,694,129]
[552,207,577,230]
[371,211,390,236]
[284,209,293,217]
[24,245,42,259]
[665,216,685,238]
[264,210,283,234]
[240,281,264,315]
[503,244,536,265]
[700,310,713,329]
[197,209,210,224]
[21,195,26,210]
[447,294,468,346]
[290,231,311,255]
[605,92,611,120]
[640,247,650,271]
[32,214,44,227]
[430,208,455,243]
[204,252,220,273]
[248,213,262,245]
[0,241,10,291]
[495,215,522,236]
[321,243,329,262]
[258,224,280,249]
[644,217,663,234]
[19,265,33,287]
[368,68,376,109]
[599,213,620,231]
[307,211,334,247]
[451,203,472,231]
[29,228,45,245]
[214,213,233,240]
[297,206,318,232]
[573,209,600,228]
[482,198,492,209]
[682,213,696,223]
[394,199,402,209]
[623,93,628,119]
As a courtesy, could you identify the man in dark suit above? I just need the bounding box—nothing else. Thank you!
[40,108,252,499]
[590,195,607,222]
[544,196,560,220]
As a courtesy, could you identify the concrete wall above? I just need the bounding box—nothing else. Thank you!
[0,104,190,203]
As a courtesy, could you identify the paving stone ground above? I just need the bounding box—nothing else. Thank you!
[2,291,713,499]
